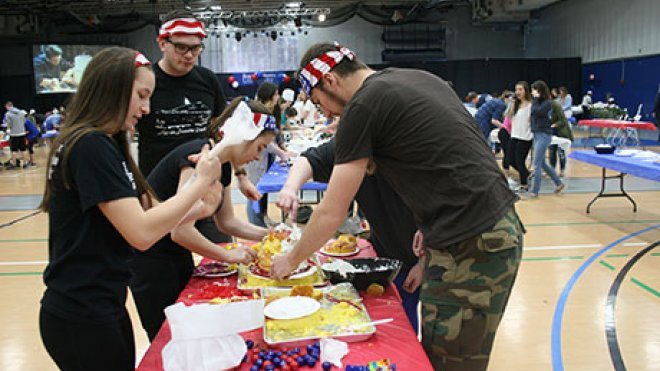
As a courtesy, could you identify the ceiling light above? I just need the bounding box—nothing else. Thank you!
[318,14,326,22]
[286,2,303,8]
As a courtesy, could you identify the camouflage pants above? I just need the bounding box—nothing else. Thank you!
[420,207,524,371]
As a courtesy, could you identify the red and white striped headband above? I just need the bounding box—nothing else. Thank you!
[252,112,278,131]
[298,45,356,96]
[134,52,151,67]
[158,18,207,40]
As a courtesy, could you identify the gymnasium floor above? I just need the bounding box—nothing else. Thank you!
[0,141,659,371]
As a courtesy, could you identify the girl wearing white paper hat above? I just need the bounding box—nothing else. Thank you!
[129,96,277,341]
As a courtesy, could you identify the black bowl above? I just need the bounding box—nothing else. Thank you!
[594,145,615,154]
[322,257,402,291]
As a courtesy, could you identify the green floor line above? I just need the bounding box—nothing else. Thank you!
[0,271,42,277]
[605,254,629,258]
[599,260,616,271]
[631,277,660,298]
[651,253,660,257]
[522,256,584,261]
[526,220,660,227]
[0,238,47,243]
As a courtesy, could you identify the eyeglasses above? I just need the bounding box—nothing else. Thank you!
[165,38,205,55]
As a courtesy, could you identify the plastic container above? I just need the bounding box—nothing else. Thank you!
[322,257,402,291]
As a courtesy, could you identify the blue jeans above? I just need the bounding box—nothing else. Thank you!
[246,194,268,228]
[531,131,562,194]
[393,267,421,334]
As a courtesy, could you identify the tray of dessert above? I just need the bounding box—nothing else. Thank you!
[320,234,360,257]
[262,283,375,346]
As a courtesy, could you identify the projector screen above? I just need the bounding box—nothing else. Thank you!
[32,44,109,94]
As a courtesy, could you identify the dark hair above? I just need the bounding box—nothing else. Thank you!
[466,91,478,103]
[161,9,198,23]
[256,82,278,103]
[559,86,569,98]
[208,96,277,142]
[45,45,63,58]
[285,107,297,117]
[513,81,532,115]
[531,80,551,101]
[298,42,368,90]
[41,47,156,212]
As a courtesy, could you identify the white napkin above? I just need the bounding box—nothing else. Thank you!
[161,300,264,371]
[320,338,349,368]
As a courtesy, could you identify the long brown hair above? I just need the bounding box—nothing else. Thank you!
[531,80,551,102]
[513,81,532,115]
[41,47,156,211]
[208,96,277,141]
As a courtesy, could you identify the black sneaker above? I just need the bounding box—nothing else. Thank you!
[5,163,17,170]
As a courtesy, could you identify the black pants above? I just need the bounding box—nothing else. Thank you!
[497,129,512,170]
[129,253,194,341]
[195,216,232,243]
[548,144,566,171]
[510,138,533,186]
[39,307,135,371]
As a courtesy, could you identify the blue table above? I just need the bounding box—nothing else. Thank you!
[252,162,327,215]
[569,150,660,213]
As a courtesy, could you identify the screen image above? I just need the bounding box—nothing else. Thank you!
[32,44,110,94]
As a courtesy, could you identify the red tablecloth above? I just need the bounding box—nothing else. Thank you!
[136,240,433,371]
[578,119,657,130]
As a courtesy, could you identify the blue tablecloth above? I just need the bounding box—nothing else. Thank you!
[252,162,327,213]
[256,162,327,193]
[569,150,660,182]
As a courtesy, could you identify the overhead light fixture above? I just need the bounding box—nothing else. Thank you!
[318,14,326,22]
[286,2,303,8]
[210,5,221,11]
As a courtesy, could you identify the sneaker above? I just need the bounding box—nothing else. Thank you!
[554,183,566,194]
[4,163,17,170]
[515,185,529,194]
[520,192,539,199]
[559,171,565,177]
[22,163,30,169]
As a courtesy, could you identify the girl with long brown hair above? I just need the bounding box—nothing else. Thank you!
[39,47,221,371]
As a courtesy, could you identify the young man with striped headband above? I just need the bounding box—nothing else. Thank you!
[270,42,525,371]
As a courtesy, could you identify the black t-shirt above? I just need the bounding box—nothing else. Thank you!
[42,131,138,323]
[143,139,232,256]
[303,140,418,271]
[334,68,517,249]
[136,63,226,176]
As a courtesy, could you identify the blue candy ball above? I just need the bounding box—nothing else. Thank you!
[307,357,317,367]
[273,357,281,364]
[255,359,264,366]
[293,347,300,354]
[250,365,260,371]
[322,361,332,370]
[246,340,255,349]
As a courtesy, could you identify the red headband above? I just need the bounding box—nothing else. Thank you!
[134,52,151,67]
[298,45,355,95]
[158,18,207,40]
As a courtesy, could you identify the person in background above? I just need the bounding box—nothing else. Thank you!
[283,107,301,131]
[527,80,565,198]
[292,89,318,127]
[33,45,75,92]
[39,46,222,371]
[548,98,573,177]
[271,42,523,371]
[581,90,593,119]
[280,88,295,126]
[494,100,514,177]
[3,101,29,169]
[551,87,559,100]
[129,97,277,341]
[136,10,230,244]
[464,91,479,116]
[558,86,573,119]
[277,138,424,332]
[243,82,291,227]
[509,81,534,193]
[24,115,40,166]
[474,91,512,140]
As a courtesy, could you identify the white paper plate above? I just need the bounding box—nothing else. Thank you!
[264,296,321,320]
